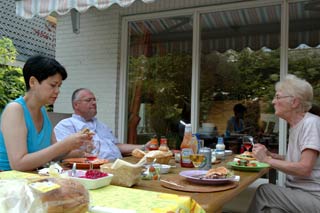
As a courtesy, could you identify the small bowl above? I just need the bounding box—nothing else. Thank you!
[147,164,171,174]
[225,150,233,156]
[65,170,113,190]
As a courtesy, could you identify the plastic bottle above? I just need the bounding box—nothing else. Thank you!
[180,124,194,168]
[216,137,225,160]
[159,136,169,152]
[148,136,159,150]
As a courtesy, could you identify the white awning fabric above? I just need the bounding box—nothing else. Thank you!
[15,0,156,18]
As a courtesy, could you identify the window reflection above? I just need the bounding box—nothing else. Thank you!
[127,16,193,149]
[288,1,320,108]
[199,5,281,153]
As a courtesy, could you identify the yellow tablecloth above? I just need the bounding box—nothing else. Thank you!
[90,185,205,213]
[0,171,205,213]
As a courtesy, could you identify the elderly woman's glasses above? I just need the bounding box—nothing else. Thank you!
[273,95,293,100]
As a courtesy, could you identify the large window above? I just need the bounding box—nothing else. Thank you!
[122,1,320,156]
[288,1,320,107]
[199,5,281,152]
[127,16,193,149]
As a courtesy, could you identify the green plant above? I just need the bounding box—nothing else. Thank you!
[129,54,192,147]
[0,37,25,113]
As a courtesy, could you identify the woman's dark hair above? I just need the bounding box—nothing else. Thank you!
[233,103,247,113]
[23,55,67,91]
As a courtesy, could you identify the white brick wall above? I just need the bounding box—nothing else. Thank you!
[54,0,243,136]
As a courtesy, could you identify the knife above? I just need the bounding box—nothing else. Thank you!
[160,179,183,187]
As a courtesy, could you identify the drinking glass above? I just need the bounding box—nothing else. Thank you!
[242,136,253,151]
[189,154,206,169]
[85,140,101,169]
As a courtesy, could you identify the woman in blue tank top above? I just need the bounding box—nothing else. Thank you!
[0,56,92,171]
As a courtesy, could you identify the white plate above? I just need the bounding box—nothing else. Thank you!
[179,170,236,185]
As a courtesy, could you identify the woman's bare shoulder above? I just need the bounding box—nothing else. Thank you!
[1,102,23,118]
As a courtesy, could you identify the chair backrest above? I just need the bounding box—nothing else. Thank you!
[47,112,72,127]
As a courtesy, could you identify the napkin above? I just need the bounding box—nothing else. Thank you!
[38,163,63,176]
[234,175,240,182]
[111,159,143,169]
[89,206,136,213]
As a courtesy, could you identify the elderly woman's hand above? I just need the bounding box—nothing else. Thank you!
[252,143,269,163]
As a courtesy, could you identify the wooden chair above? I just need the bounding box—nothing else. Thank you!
[47,112,72,127]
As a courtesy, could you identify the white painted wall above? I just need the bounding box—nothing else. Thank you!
[54,0,244,136]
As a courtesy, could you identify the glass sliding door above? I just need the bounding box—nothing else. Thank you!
[288,1,320,109]
[199,5,281,153]
[127,15,193,149]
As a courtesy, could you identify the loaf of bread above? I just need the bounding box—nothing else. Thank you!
[0,178,89,213]
[40,178,89,213]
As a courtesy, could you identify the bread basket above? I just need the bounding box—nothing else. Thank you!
[145,150,173,164]
[146,155,172,164]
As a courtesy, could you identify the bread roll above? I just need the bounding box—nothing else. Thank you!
[145,150,172,158]
[132,148,146,158]
[80,128,95,136]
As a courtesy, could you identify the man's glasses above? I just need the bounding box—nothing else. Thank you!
[273,95,293,100]
[78,98,98,103]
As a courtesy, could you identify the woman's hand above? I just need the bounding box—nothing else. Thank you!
[64,132,92,151]
[252,143,269,163]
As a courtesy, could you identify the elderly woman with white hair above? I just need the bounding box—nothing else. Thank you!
[248,74,320,213]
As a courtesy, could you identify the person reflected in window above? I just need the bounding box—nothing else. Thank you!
[248,74,320,212]
[54,88,150,161]
[226,103,247,134]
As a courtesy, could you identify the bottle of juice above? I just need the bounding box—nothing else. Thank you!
[159,136,169,151]
[180,124,194,168]
[149,136,159,150]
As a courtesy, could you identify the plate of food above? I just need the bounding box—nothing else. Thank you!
[179,167,236,185]
[62,158,109,169]
[235,151,256,161]
[227,160,270,172]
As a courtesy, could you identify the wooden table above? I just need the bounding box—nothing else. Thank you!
[126,155,269,213]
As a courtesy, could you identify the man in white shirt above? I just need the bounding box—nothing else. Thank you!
[54,88,148,161]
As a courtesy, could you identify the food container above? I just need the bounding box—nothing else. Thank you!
[65,170,113,190]
[100,162,142,187]
[145,164,171,174]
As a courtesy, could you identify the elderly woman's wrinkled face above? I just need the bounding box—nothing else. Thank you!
[272,91,294,119]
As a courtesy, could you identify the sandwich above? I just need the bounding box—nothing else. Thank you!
[204,166,233,179]
[236,151,256,160]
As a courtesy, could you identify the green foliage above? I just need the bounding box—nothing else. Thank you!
[0,37,25,113]
[129,54,192,139]
[130,47,320,144]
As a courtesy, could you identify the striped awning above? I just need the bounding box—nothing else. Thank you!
[15,0,156,18]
